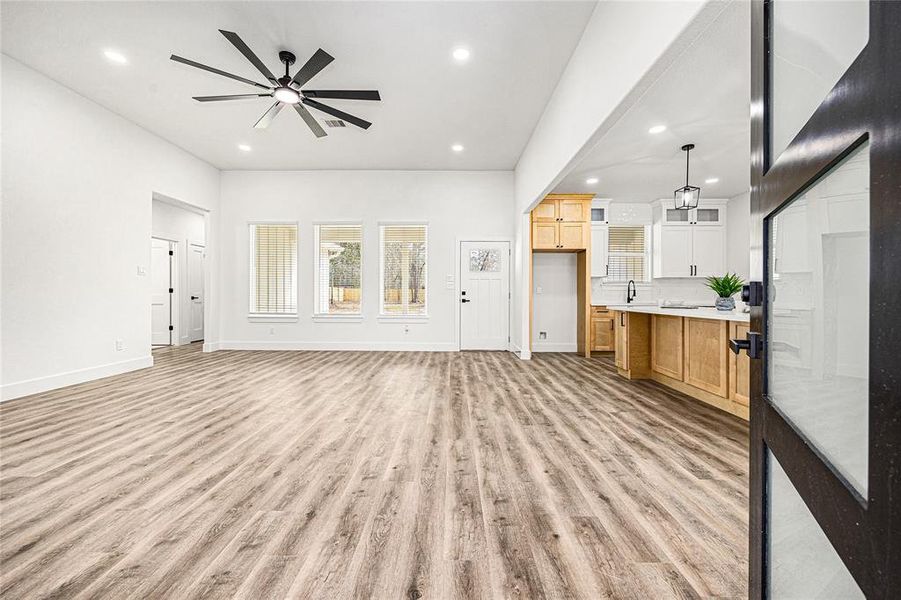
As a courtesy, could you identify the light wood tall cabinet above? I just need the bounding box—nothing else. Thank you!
[529,194,593,356]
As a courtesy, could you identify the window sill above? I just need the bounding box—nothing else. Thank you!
[248,314,298,323]
[377,315,429,324]
[312,314,363,323]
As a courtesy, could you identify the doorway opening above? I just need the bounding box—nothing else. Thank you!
[151,196,207,349]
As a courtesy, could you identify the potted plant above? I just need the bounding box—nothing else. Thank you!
[705,273,744,311]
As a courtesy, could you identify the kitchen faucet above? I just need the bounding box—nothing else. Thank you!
[627,280,636,304]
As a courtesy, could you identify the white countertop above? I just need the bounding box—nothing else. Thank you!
[604,303,750,323]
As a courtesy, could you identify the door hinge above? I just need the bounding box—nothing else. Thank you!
[168,288,174,294]
[168,325,174,331]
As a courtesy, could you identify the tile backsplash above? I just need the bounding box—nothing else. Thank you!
[592,278,725,306]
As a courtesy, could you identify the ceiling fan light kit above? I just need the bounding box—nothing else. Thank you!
[673,143,701,210]
[170,30,381,137]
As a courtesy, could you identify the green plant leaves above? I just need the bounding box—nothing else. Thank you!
[705,272,744,298]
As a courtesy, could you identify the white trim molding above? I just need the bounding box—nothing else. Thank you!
[1,355,154,402]
[218,341,457,352]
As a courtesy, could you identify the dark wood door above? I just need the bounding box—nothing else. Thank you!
[745,1,901,598]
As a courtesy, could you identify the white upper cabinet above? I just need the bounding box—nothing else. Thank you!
[653,199,728,278]
[590,224,609,278]
[591,198,611,225]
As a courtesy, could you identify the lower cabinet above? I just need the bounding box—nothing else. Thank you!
[614,311,628,370]
[651,315,683,380]
[729,322,750,406]
[590,307,615,352]
[683,318,729,397]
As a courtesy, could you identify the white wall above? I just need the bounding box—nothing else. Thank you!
[531,253,578,352]
[727,191,751,280]
[217,170,513,351]
[152,199,206,345]
[1,56,220,400]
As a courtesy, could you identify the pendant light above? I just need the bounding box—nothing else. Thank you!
[674,143,700,210]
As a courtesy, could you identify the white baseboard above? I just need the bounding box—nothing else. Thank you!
[202,341,221,353]
[531,342,578,353]
[1,355,154,402]
[218,340,458,352]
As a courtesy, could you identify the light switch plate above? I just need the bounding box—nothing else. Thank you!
[137,266,147,276]
[445,275,454,289]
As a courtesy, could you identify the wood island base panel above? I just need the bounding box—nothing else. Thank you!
[613,309,750,420]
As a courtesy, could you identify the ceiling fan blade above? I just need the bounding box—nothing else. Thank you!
[301,90,381,101]
[254,102,285,129]
[193,93,272,102]
[290,49,335,88]
[293,104,327,138]
[219,30,279,86]
[301,98,371,130]
[171,55,272,90]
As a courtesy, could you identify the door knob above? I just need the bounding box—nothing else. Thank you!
[729,331,762,359]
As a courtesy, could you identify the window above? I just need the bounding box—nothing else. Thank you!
[380,224,427,316]
[314,224,362,315]
[249,223,297,316]
[607,226,647,282]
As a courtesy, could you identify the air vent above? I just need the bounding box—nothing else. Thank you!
[324,119,346,128]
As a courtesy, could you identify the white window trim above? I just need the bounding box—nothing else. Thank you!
[248,221,299,320]
[606,224,652,284]
[312,222,363,318]
[378,221,429,320]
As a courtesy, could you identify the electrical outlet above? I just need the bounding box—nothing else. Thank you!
[115,339,125,351]
[269,327,275,335]
[539,331,547,340]
[403,325,410,334]
[536,286,543,294]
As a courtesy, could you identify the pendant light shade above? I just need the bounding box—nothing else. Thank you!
[674,143,700,210]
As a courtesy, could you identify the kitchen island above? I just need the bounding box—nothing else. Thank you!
[609,304,750,420]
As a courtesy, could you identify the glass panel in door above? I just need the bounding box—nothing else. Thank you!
[767,141,870,496]
[770,1,868,162]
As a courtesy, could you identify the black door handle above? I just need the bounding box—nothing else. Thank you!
[461,298,470,303]
[191,295,199,300]
[730,331,762,359]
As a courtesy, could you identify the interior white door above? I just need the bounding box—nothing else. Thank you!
[151,238,172,346]
[188,243,205,342]
[460,241,510,350]
[692,227,725,278]
[590,225,608,278]
[659,227,693,277]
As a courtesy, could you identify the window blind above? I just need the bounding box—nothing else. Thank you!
[607,226,646,282]
[250,223,297,314]
[380,224,427,315]
[316,225,362,314]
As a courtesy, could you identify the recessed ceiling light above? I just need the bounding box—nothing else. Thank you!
[452,47,471,62]
[705,177,719,184]
[648,124,666,134]
[451,144,464,152]
[238,144,252,152]
[103,49,128,65]
[585,177,599,185]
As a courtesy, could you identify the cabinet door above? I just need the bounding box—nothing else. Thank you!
[590,225,608,277]
[692,207,723,226]
[559,223,587,249]
[614,312,628,370]
[658,227,693,277]
[558,198,588,222]
[691,227,725,277]
[728,322,750,406]
[531,222,558,249]
[651,315,684,380]
[683,318,728,397]
[664,207,692,225]
[532,199,558,222]
[592,317,615,351]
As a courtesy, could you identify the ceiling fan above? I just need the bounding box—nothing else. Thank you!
[170,30,380,137]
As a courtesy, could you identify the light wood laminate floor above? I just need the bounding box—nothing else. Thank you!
[0,345,748,599]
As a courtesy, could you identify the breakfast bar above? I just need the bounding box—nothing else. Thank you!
[609,304,750,420]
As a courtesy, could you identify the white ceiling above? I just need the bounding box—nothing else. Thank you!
[552,1,751,202]
[1,1,595,170]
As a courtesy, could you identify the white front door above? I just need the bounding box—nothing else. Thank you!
[188,243,205,342]
[460,241,509,350]
[151,238,172,346]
